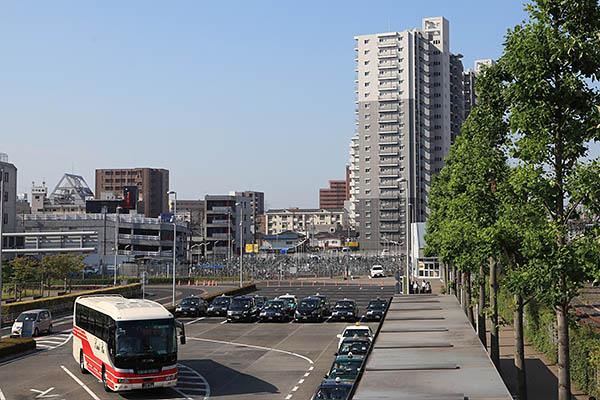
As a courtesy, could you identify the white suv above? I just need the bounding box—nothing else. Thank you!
[370,265,385,278]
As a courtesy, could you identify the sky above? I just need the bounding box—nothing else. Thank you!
[1,1,537,208]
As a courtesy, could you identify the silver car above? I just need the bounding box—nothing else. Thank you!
[10,309,53,337]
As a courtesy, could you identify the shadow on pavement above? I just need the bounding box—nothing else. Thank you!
[500,358,558,400]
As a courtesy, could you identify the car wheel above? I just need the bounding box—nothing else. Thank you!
[33,328,39,337]
[79,351,88,374]
[103,368,111,392]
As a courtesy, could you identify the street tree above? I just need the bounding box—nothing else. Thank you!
[501,1,600,398]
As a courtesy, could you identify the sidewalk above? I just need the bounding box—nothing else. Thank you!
[487,321,590,400]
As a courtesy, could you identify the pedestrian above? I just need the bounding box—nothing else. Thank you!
[426,281,432,294]
[412,281,418,294]
[421,280,427,294]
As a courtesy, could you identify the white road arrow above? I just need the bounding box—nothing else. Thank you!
[30,387,60,398]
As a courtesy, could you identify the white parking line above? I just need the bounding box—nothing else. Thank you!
[304,372,310,377]
[285,395,292,400]
[185,317,206,325]
[220,320,227,325]
[298,379,305,384]
[292,386,299,392]
[61,365,101,400]
[0,388,6,400]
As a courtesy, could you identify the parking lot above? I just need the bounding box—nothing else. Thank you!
[0,282,394,400]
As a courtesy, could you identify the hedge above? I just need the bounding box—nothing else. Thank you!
[1,283,142,325]
[0,337,36,360]
[56,276,240,286]
[497,287,600,397]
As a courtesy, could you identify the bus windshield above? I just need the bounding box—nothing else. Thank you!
[115,319,176,357]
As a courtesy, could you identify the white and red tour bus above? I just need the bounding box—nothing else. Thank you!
[72,294,186,392]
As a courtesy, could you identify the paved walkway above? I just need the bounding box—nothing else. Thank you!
[484,317,590,399]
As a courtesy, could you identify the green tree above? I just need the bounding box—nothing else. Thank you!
[8,257,36,300]
[501,1,600,398]
[39,254,85,294]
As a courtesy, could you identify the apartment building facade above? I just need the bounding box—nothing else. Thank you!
[204,194,252,257]
[349,17,468,251]
[95,168,169,218]
[265,208,347,236]
[0,155,18,249]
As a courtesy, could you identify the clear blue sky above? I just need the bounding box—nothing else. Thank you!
[1,1,534,208]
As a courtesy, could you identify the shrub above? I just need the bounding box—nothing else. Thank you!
[0,337,36,359]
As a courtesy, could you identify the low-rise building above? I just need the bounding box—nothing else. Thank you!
[204,194,252,257]
[265,208,348,236]
[0,154,18,249]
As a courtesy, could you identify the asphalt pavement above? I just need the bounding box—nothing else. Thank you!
[0,281,394,400]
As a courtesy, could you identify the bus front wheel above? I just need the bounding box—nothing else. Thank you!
[103,368,111,392]
[79,351,88,374]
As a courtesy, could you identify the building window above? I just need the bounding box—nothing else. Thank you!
[3,172,8,182]
[364,50,369,55]
[364,60,369,65]
[3,192,7,202]
[365,168,371,173]
[364,93,369,97]
[365,82,370,87]
[364,124,370,130]
[364,71,370,76]
[364,39,369,44]
[3,213,7,225]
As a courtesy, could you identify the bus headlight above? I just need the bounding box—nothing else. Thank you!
[117,378,129,384]
[167,374,176,381]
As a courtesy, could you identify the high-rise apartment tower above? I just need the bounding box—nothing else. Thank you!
[349,17,467,252]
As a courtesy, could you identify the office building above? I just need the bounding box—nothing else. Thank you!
[264,208,347,236]
[349,17,474,252]
[95,168,169,218]
[30,174,93,214]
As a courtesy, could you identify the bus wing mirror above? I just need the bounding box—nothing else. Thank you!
[175,320,186,345]
[180,335,186,345]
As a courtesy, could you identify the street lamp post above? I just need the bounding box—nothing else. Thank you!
[237,202,243,288]
[114,206,122,286]
[397,178,409,294]
[168,191,177,307]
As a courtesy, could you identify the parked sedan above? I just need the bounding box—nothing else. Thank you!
[311,294,331,316]
[254,295,267,309]
[207,295,231,317]
[331,299,359,322]
[312,378,353,400]
[227,296,260,322]
[337,337,371,357]
[295,297,325,322]
[259,300,289,322]
[364,298,388,321]
[11,309,53,337]
[175,296,208,317]
[326,353,364,380]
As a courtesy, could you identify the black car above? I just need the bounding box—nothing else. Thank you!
[254,295,267,309]
[227,296,260,322]
[259,300,289,322]
[331,299,359,322]
[295,297,325,322]
[337,337,371,357]
[312,378,354,400]
[207,295,231,317]
[364,298,388,321]
[311,294,331,316]
[175,296,208,317]
[278,297,298,316]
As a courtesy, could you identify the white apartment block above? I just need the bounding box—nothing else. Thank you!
[349,17,470,252]
[265,208,347,236]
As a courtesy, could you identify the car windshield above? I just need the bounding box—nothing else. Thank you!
[115,319,176,357]
[315,385,351,399]
[368,301,386,309]
[16,313,38,322]
[299,299,318,310]
[339,341,369,355]
[372,266,383,271]
[230,299,252,311]
[212,297,230,306]
[264,301,283,310]
[335,301,354,310]
[255,298,266,306]
[281,297,295,305]
[181,298,199,305]
[330,360,361,376]
[343,329,370,338]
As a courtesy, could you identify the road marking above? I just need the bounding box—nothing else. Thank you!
[298,378,305,384]
[185,317,206,325]
[188,337,314,365]
[60,365,101,400]
[324,316,332,323]
[309,366,314,371]
[0,388,5,400]
[292,386,299,392]
[171,363,210,400]
[30,387,59,398]
[285,395,292,400]
[220,320,228,325]
[304,372,310,377]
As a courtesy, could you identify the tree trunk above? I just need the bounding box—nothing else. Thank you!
[465,271,475,327]
[478,264,487,347]
[556,302,571,400]
[490,258,500,370]
[451,263,457,296]
[514,294,527,400]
